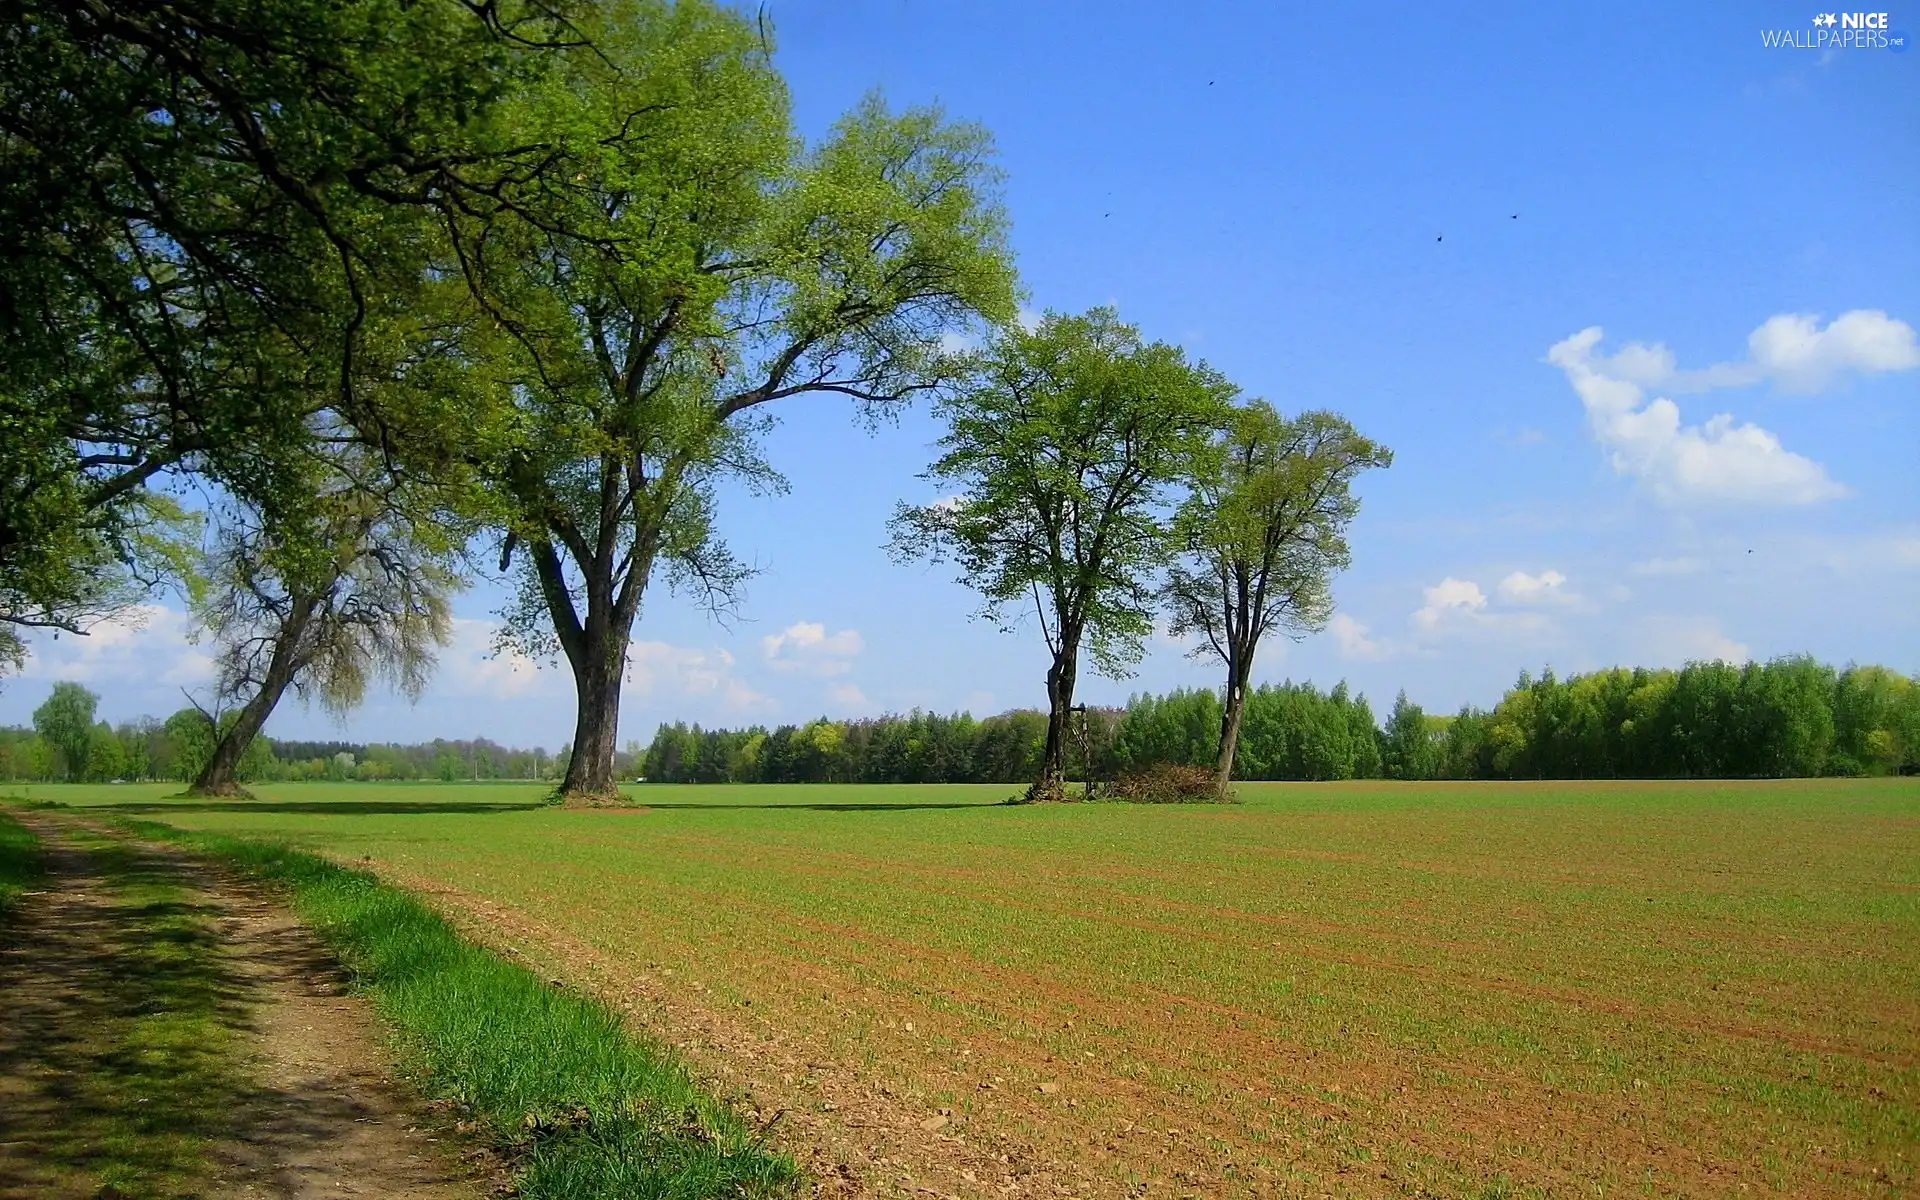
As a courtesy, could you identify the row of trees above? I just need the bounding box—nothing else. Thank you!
[16,654,1908,787]
[1379,658,1920,781]
[2,682,561,783]
[641,710,1054,785]
[4,0,1387,802]
[635,656,1919,785]
[639,681,1387,786]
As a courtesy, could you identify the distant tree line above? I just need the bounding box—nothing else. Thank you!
[641,710,1056,785]
[9,654,1907,788]
[1376,658,1919,780]
[636,656,1919,785]
[0,684,560,784]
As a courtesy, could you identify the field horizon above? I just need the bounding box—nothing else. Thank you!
[12,777,1917,1197]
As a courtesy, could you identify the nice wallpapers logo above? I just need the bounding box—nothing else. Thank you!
[1762,11,1909,49]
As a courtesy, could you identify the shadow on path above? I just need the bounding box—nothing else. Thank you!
[0,813,482,1199]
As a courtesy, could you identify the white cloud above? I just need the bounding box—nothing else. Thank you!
[761,621,864,677]
[1497,569,1573,604]
[1746,310,1920,394]
[439,619,771,712]
[724,680,774,712]
[17,604,214,688]
[1633,617,1751,668]
[1412,578,1488,629]
[442,618,557,701]
[1548,326,1845,506]
[1327,613,1388,661]
[1577,309,1918,396]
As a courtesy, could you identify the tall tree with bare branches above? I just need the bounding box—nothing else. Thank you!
[187,461,460,797]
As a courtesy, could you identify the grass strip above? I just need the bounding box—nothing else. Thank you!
[0,810,39,917]
[126,820,802,1200]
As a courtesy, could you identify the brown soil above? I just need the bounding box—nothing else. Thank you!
[378,853,1909,1200]
[377,869,1034,1199]
[0,814,491,1200]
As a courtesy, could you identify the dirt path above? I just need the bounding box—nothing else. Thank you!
[0,814,488,1200]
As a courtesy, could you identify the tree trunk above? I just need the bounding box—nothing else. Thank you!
[533,504,651,805]
[189,596,317,798]
[1028,633,1080,803]
[559,639,624,801]
[1215,653,1253,797]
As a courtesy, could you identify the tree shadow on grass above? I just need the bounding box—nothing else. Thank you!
[633,800,1007,812]
[88,800,550,816]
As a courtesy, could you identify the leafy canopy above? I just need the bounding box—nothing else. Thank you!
[0,0,574,649]
[466,0,1017,668]
[1165,403,1391,669]
[891,308,1235,678]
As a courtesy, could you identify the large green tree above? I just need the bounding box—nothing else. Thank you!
[468,1,1017,800]
[890,308,1234,802]
[1163,404,1390,793]
[31,680,98,781]
[0,0,572,657]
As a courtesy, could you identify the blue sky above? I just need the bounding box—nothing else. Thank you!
[6,1,1917,748]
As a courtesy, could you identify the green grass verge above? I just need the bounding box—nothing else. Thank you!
[0,808,40,917]
[125,820,801,1200]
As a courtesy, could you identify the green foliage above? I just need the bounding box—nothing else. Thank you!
[1165,403,1390,670]
[436,0,1015,795]
[166,827,800,1199]
[892,308,1235,680]
[638,655,1918,785]
[641,710,1051,785]
[1,0,563,649]
[1381,691,1440,781]
[1396,656,1920,781]
[32,681,98,781]
[1112,689,1222,771]
[159,708,272,784]
[84,720,126,782]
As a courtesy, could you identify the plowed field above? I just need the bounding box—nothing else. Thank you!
[26,778,1920,1198]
